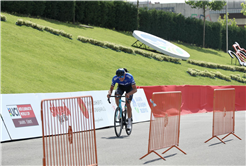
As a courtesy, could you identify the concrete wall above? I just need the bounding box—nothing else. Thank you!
[138,1,246,27]
[139,3,218,22]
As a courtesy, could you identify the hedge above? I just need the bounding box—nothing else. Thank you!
[77,35,181,64]
[187,68,231,82]
[187,59,246,73]
[16,19,72,39]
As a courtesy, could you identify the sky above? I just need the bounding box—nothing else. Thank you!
[128,0,186,3]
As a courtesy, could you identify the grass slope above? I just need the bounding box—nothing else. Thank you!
[1,12,245,94]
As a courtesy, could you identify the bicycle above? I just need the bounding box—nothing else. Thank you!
[108,95,133,137]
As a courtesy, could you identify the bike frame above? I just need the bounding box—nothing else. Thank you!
[108,95,127,121]
[117,97,125,118]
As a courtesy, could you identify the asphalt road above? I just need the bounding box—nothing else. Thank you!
[1,111,245,166]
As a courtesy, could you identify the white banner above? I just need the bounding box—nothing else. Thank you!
[0,89,150,142]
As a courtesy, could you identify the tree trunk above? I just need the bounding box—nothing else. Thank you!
[73,0,75,24]
[203,5,206,48]
[137,0,139,30]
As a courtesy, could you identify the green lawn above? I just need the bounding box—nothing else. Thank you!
[1,12,245,94]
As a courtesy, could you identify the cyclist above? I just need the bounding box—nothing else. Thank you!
[107,68,137,130]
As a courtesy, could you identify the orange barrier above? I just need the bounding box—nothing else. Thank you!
[140,91,186,161]
[41,96,98,166]
[205,89,241,144]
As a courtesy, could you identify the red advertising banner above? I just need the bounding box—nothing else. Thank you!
[137,85,246,115]
[6,104,39,127]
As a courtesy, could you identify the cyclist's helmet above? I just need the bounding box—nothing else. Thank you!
[116,68,125,77]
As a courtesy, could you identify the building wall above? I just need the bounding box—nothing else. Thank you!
[139,3,218,22]
[138,1,246,27]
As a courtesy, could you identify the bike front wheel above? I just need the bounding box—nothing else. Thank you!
[114,107,123,137]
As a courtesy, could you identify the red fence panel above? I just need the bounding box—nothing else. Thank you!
[205,89,241,144]
[137,85,246,115]
[140,91,186,161]
[41,96,98,166]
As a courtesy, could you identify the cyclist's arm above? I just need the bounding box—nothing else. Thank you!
[107,85,114,98]
[126,84,137,98]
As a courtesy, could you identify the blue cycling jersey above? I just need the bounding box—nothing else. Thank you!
[111,73,136,86]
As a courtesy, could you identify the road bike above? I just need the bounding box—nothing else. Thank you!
[108,95,132,137]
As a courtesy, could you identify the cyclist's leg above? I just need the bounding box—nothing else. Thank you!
[115,86,124,107]
[125,85,133,119]
[126,95,133,130]
[126,97,132,118]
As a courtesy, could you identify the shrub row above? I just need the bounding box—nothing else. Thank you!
[77,35,181,64]
[210,71,231,81]
[45,27,72,39]
[16,19,72,39]
[104,42,121,51]
[187,68,231,82]
[187,68,215,78]
[230,74,246,83]
[134,49,181,64]
[187,59,218,69]
[187,59,246,72]
[59,30,72,39]
[44,26,60,35]
[77,35,139,54]
[16,19,44,31]
[1,14,6,21]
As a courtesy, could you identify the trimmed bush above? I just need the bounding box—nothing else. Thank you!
[187,68,215,78]
[16,19,44,31]
[16,19,24,25]
[44,26,71,38]
[133,48,181,63]
[188,68,233,82]
[77,35,181,64]
[235,66,246,72]
[211,71,231,81]
[187,59,246,72]
[59,30,72,38]
[104,42,120,51]
[187,68,199,76]
[24,20,32,27]
[36,25,44,31]
[1,14,7,21]
[15,21,70,38]
[230,74,246,83]
[119,45,134,54]
[77,36,89,42]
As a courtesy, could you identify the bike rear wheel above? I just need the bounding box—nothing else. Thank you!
[114,107,123,137]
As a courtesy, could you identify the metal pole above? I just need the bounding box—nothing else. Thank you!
[226,0,228,52]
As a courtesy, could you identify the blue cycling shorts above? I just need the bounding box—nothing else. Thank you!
[115,84,133,101]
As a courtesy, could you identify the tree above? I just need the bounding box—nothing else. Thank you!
[218,13,238,28]
[185,0,226,48]
[32,1,46,17]
[241,1,246,16]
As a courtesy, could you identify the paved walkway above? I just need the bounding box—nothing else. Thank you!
[1,111,245,165]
